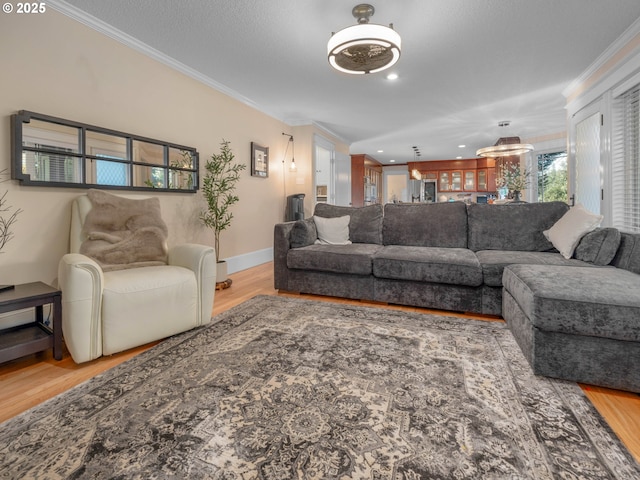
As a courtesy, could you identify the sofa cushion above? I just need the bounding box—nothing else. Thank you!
[573,227,621,266]
[467,202,569,252]
[503,264,640,342]
[290,218,317,248]
[382,203,468,248]
[287,243,382,275]
[543,203,603,259]
[611,232,640,275]
[476,250,591,287]
[373,245,483,286]
[314,203,383,244]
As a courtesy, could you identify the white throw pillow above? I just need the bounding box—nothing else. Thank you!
[543,204,603,259]
[313,215,352,245]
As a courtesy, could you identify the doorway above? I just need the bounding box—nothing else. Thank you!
[314,135,335,205]
[571,102,603,213]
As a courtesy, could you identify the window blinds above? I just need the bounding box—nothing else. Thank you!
[612,83,640,233]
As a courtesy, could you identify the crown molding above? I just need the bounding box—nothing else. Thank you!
[311,121,351,145]
[47,0,287,124]
[563,16,640,99]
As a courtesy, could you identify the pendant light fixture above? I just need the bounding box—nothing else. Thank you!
[476,121,534,157]
[327,4,401,75]
[282,133,296,171]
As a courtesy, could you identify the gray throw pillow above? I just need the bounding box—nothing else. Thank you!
[290,218,317,248]
[573,227,621,265]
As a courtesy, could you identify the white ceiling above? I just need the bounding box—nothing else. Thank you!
[54,0,640,164]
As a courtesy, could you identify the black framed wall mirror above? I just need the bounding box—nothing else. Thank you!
[11,111,199,193]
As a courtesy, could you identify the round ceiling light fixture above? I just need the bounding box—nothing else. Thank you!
[475,143,535,157]
[328,4,401,75]
[476,121,534,157]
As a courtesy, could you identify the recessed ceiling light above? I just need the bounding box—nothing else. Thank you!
[377,149,384,153]
[456,156,462,159]
[389,159,396,163]
[458,145,466,148]
[386,73,399,80]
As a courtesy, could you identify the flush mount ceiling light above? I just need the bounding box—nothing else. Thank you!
[476,121,534,157]
[327,4,401,75]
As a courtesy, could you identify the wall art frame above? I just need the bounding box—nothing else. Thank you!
[251,142,268,178]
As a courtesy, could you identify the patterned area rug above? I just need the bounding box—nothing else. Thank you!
[1,295,638,479]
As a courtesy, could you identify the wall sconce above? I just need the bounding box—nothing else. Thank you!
[282,133,296,171]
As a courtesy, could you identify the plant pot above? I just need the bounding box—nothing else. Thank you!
[215,261,232,290]
[216,261,228,282]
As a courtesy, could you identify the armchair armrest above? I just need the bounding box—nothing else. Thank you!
[168,244,216,326]
[58,253,104,363]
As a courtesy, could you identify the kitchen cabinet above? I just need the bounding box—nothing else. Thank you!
[351,154,382,207]
[364,167,381,205]
[409,159,496,194]
[438,170,464,192]
[451,171,462,191]
[439,171,450,192]
[477,169,487,191]
[463,170,476,191]
[476,157,497,192]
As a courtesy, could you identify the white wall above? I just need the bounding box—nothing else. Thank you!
[564,17,640,226]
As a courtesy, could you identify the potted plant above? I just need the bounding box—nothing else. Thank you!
[200,140,246,287]
[496,161,531,202]
[1,169,22,292]
[0,169,22,254]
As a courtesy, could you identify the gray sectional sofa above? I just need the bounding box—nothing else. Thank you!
[275,201,592,315]
[274,201,640,392]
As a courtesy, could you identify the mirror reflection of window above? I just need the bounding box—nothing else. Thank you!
[25,146,79,183]
[95,156,128,186]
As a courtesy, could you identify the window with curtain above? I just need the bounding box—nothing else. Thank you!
[612,83,640,233]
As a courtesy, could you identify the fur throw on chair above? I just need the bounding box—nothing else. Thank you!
[80,190,169,271]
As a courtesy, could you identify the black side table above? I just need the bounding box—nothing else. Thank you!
[0,282,62,363]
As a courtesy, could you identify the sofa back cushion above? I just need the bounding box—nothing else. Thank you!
[467,201,569,252]
[314,203,383,244]
[382,202,468,248]
[573,227,621,265]
[611,232,640,275]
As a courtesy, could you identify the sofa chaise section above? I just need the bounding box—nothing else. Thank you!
[502,232,640,392]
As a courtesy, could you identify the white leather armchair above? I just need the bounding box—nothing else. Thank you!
[58,194,216,363]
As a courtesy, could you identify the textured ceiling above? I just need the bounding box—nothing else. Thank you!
[55,0,640,163]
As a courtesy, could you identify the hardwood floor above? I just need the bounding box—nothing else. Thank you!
[1,261,639,462]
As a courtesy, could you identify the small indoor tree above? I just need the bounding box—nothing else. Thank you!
[1,169,22,292]
[200,140,246,283]
[0,169,22,254]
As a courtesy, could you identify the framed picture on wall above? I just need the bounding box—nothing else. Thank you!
[251,142,268,178]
